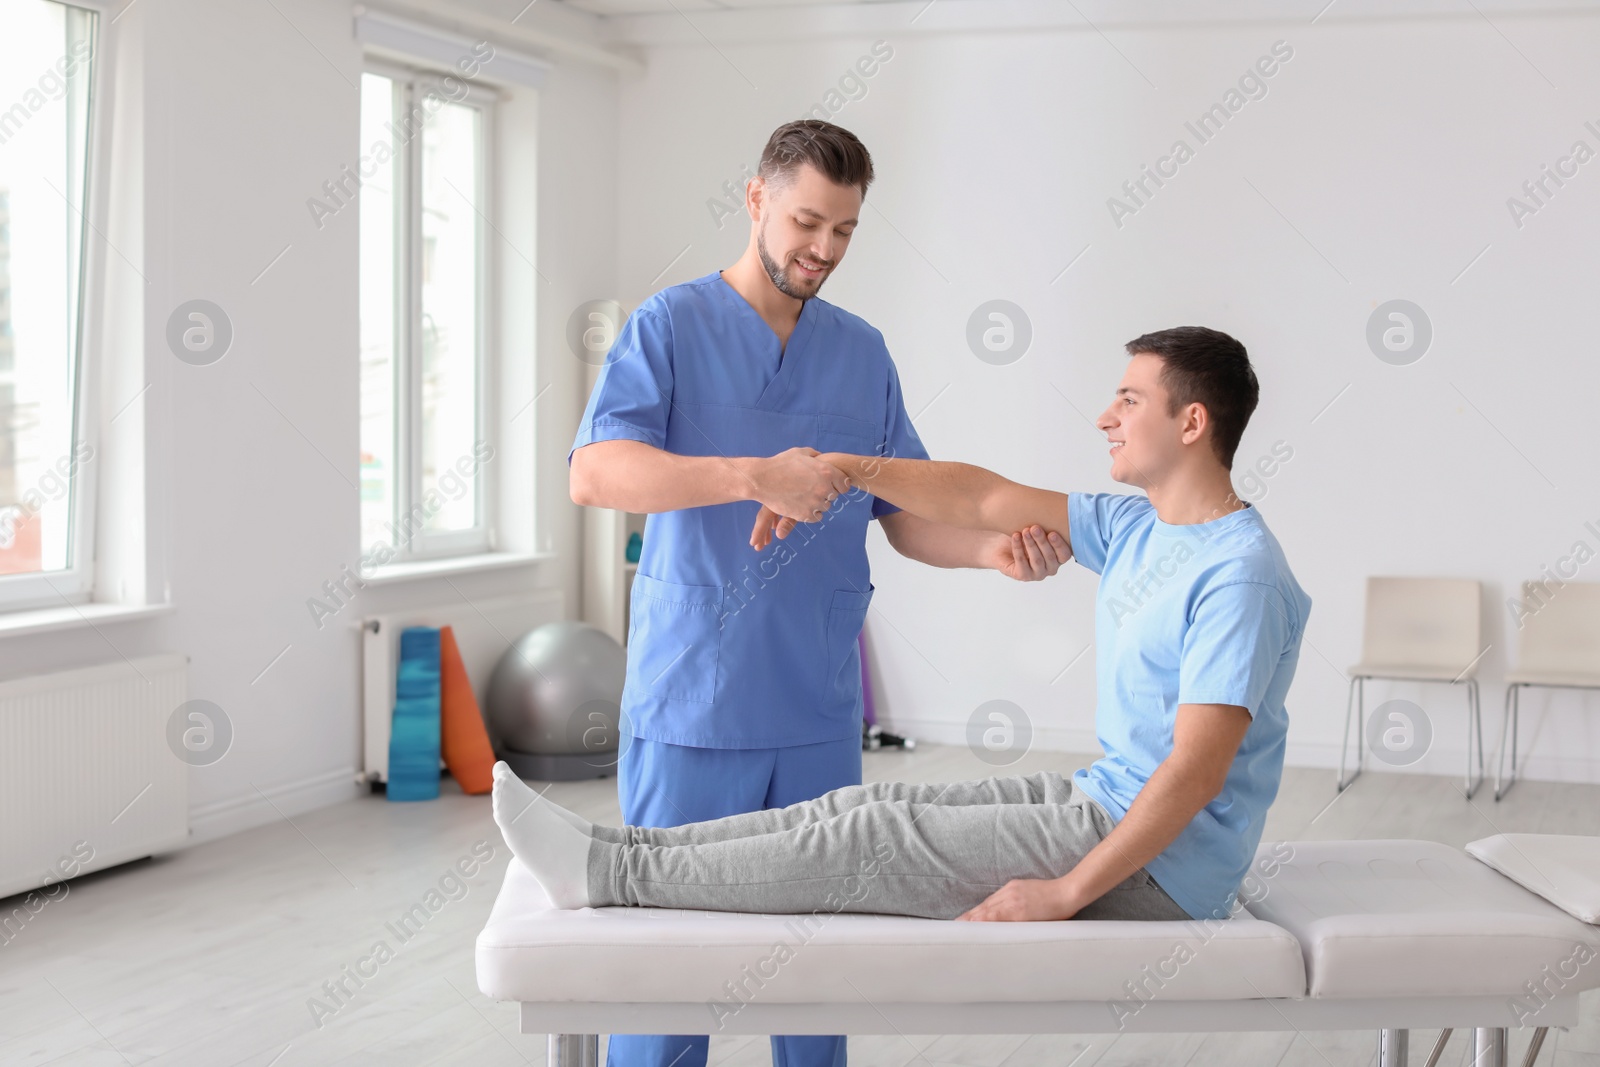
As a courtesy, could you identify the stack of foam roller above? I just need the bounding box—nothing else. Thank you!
[387,626,442,801]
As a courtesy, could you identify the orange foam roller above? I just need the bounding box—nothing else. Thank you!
[440,625,496,795]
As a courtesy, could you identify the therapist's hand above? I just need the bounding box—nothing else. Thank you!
[989,525,1070,582]
[748,447,852,529]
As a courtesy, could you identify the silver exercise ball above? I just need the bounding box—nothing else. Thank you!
[486,621,626,781]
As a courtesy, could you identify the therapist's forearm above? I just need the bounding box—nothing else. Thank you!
[571,440,765,513]
[882,513,1010,570]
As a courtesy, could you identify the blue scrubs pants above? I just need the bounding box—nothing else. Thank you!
[604,733,862,1067]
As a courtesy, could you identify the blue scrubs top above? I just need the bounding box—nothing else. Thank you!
[569,272,929,749]
[1066,493,1312,922]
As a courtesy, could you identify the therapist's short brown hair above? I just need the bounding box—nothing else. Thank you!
[1125,326,1259,470]
[758,120,874,198]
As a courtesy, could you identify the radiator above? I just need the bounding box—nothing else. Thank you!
[361,592,565,783]
[0,653,190,900]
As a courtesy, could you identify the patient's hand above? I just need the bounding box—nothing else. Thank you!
[749,505,801,550]
[957,877,1084,922]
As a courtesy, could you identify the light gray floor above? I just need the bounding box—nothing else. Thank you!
[2,742,1598,1067]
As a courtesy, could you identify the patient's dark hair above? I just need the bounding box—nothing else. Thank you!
[1124,326,1258,470]
[758,120,875,198]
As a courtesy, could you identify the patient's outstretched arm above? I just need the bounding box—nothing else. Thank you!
[822,454,1073,549]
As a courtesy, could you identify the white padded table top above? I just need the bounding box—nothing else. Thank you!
[1467,834,1600,923]
[1243,839,1600,999]
[476,862,1307,1005]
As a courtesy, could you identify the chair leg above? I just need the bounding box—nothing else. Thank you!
[1472,1027,1506,1067]
[1379,1027,1409,1066]
[549,1034,599,1067]
[1338,676,1365,792]
[1495,684,1522,801]
[1462,678,1484,800]
[1473,680,1485,786]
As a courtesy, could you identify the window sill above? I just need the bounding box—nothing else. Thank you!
[361,550,556,586]
[0,601,176,638]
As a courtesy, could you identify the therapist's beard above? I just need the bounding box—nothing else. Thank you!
[758,229,829,301]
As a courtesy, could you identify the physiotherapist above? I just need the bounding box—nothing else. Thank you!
[568,119,1071,1067]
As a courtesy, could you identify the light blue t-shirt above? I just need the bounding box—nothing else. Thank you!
[1067,492,1311,922]
[569,272,929,749]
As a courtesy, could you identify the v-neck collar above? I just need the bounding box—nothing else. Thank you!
[714,272,818,410]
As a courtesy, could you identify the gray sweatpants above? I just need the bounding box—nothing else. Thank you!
[585,770,1192,921]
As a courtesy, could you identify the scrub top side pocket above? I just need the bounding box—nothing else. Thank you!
[627,574,722,705]
[823,584,874,709]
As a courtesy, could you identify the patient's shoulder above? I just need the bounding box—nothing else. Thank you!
[1195,534,1310,631]
[1082,493,1155,537]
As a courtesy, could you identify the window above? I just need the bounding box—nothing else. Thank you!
[359,63,494,570]
[0,1,97,612]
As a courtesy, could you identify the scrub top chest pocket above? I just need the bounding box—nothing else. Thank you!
[626,574,722,705]
[814,413,882,463]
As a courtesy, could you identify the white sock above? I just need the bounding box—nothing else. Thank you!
[493,762,594,835]
[491,761,593,909]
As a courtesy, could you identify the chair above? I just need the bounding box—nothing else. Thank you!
[1497,580,1600,801]
[1337,577,1486,797]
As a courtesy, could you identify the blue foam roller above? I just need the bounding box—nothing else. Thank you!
[388,626,441,801]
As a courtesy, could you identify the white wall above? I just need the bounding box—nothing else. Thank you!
[4,1,1592,845]
[610,8,1600,783]
[0,0,620,838]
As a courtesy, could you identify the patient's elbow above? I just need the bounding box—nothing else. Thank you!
[1175,763,1231,807]
[968,478,1022,533]
[968,495,1010,534]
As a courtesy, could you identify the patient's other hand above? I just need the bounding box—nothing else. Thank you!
[957,877,1082,922]
[749,505,802,550]
[992,525,1070,582]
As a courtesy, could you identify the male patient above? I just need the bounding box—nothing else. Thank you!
[493,326,1312,924]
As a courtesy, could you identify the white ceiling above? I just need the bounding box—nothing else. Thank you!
[519,0,1599,27]
[415,0,1600,55]
[551,0,904,15]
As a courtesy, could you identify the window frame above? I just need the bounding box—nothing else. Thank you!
[0,0,102,614]
[361,57,498,567]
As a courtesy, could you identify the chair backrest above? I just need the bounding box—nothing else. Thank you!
[1515,580,1600,677]
[1361,576,1483,677]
